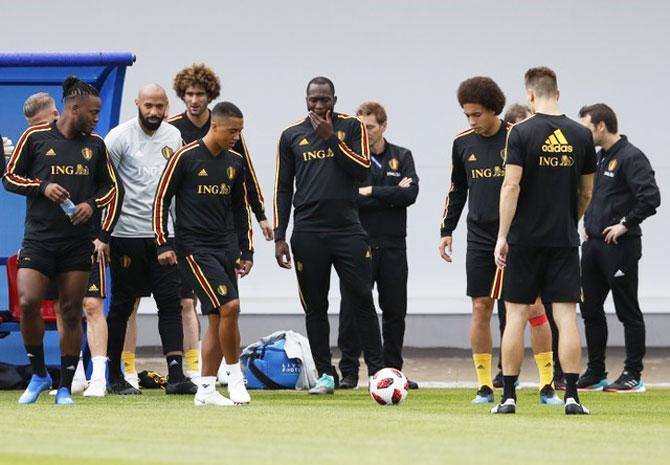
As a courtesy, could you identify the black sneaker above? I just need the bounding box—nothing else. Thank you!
[492,371,503,389]
[407,379,419,390]
[553,375,566,391]
[338,374,358,389]
[565,397,590,415]
[604,371,646,393]
[166,378,198,395]
[576,370,608,391]
[108,378,142,395]
[490,398,516,414]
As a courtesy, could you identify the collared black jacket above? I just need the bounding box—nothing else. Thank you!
[358,140,418,248]
[584,135,660,239]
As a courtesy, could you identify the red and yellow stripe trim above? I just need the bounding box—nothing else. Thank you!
[490,267,504,299]
[185,255,220,309]
[4,123,52,189]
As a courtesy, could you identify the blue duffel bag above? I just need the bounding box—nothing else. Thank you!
[243,337,301,389]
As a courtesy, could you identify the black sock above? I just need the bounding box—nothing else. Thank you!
[167,355,185,382]
[60,355,79,390]
[565,373,580,402]
[503,375,518,401]
[25,344,48,377]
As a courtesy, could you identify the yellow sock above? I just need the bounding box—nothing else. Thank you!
[185,349,200,372]
[534,351,554,389]
[121,351,136,375]
[473,353,493,389]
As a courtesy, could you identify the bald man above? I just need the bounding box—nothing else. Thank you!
[104,84,196,395]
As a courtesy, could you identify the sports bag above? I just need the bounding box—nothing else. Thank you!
[243,337,301,389]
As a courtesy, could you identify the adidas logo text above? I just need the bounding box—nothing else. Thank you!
[542,129,573,153]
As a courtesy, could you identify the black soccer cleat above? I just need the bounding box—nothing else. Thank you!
[576,370,608,391]
[338,374,358,390]
[492,371,504,389]
[108,378,142,395]
[490,398,516,414]
[564,397,590,415]
[407,379,419,390]
[166,378,198,395]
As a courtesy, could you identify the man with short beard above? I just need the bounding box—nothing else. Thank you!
[104,84,196,395]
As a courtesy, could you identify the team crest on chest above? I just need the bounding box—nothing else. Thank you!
[337,131,346,141]
[388,158,399,171]
[81,147,93,160]
[161,146,174,160]
[607,159,618,171]
[227,166,237,180]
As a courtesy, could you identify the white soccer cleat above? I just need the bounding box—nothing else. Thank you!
[124,374,140,390]
[194,389,236,407]
[83,379,107,397]
[227,377,251,404]
[71,378,88,395]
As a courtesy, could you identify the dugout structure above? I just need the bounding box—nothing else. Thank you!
[0,52,135,365]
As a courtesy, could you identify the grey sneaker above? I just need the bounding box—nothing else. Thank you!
[309,374,335,395]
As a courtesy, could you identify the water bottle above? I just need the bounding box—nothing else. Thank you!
[60,198,77,218]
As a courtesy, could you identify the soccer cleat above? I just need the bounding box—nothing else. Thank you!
[55,387,75,405]
[492,371,503,389]
[124,373,140,390]
[309,374,335,395]
[108,378,142,395]
[472,385,495,404]
[490,398,516,414]
[71,378,87,395]
[565,397,590,415]
[227,377,251,404]
[18,373,52,404]
[539,384,564,405]
[407,379,419,390]
[194,389,235,407]
[338,374,358,389]
[577,370,608,391]
[83,379,107,397]
[604,372,646,393]
[553,375,566,391]
[166,378,198,395]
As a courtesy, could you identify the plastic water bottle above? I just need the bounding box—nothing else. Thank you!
[60,198,77,218]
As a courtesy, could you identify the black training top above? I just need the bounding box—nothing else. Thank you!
[152,139,253,260]
[168,111,266,222]
[359,141,418,248]
[441,121,510,250]
[584,135,660,239]
[2,121,121,243]
[504,113,597,247]
[273,112,371,241]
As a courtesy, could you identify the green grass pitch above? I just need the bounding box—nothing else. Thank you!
[0,388,668,465]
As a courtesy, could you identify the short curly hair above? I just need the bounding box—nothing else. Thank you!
[173,64,221,101]
[457,76,506,115]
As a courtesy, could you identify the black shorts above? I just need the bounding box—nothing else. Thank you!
[502,245,581,304]
[43,254,109,300]
[179,249,239,315]
[179,268,196,300]
[110,237,182,299]
[466,248,501,298]
[18,238,94,279]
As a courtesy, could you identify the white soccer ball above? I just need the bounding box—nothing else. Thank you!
[369,368,408,405]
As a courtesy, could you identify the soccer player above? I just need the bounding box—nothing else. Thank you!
[577,103,660,392]
[153,101,253,406]
[23,92,60,126]
[274,77,384,394]
[439,78,560,405]
[3,77,120,405]
[337,101,419,390]
[105,84,196,395]
[491,67,596,415]
[167,64,269,380]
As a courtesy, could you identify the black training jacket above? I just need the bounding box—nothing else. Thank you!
[584,135,660,239]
